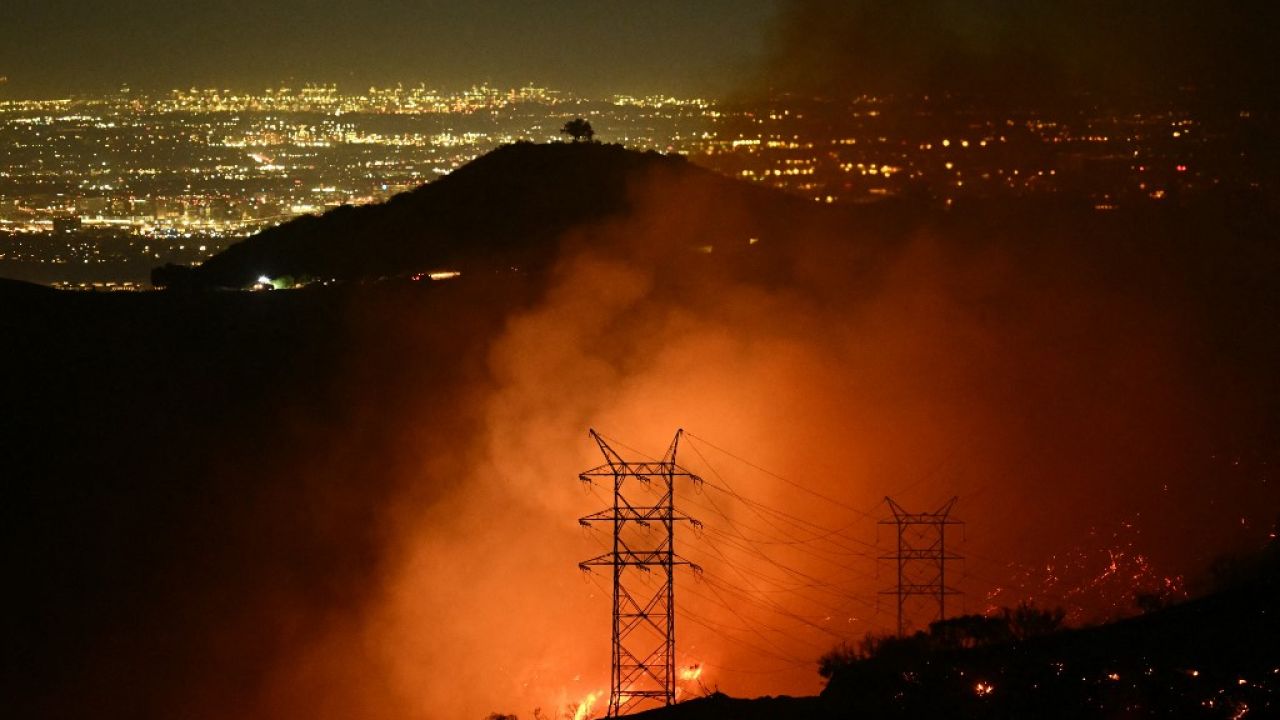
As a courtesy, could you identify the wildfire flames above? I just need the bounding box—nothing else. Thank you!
[571,691,601,720]
[984,516,1188,622]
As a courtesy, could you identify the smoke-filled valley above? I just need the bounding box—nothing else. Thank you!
[5,142,1279,719]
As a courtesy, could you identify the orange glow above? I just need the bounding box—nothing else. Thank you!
[224,166,1264,720]
[572,690,602,720]
[356,202,1213,716]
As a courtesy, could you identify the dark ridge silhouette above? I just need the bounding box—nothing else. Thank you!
[632,548,1280,719]
[181,141,825,289]
[630,693,823,720]
[0,276,58,299]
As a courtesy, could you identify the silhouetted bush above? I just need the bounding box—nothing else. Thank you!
[561,117,594,142]
[930,613,1013,648]
[1003,602,1066,640]
[151,262,202,290]
[820,603,1067,683]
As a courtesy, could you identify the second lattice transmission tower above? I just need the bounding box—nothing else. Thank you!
[579,429,701,717]
[879,496,963,636]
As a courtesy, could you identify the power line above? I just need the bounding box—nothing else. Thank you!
[699,571,850,640]
[680,489,875,578]
[688,483,876,607]
[684,438,877,555]
[686,433,880,520]
[692,524,873,607]
[686,575,822,660]
[693,530,873,622]
[584,571,813,674]
[676,433,895,639]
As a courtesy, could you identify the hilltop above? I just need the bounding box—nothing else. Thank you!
[0,276,57,299]
[160,142,828,289]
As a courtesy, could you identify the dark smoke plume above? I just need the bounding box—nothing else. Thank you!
[753,0,1280,107]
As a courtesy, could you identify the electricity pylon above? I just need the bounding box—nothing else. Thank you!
[579,429,701,717]
[879,496,962,636]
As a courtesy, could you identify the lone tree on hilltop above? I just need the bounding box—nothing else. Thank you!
[561,117,595,142]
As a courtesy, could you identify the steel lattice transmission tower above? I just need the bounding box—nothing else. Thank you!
[879,496,963,636]
[578,429,701,717]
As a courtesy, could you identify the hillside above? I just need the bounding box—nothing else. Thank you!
[630,552,1280,719]
[817,567,1280,718]
[0,275,58,299]
[167,142,826,288]
[8,142,1280,719]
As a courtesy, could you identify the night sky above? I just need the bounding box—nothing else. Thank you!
[0,0,777,97]
[3,1,1278,103]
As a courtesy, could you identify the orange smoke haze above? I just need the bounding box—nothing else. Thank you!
[233,170,1279,720]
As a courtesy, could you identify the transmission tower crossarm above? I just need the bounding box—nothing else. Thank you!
[662,428,684,464]
[581,465,702,481]
[580,508,700,525]
[589,428,628,468]
[580,551,701,569]
[883,496,909,521]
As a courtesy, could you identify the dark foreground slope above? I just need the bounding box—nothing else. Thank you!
[1,276,530,719]
[173,142,827,288]
[633,559,1280,720]
[821,561,1280,718]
